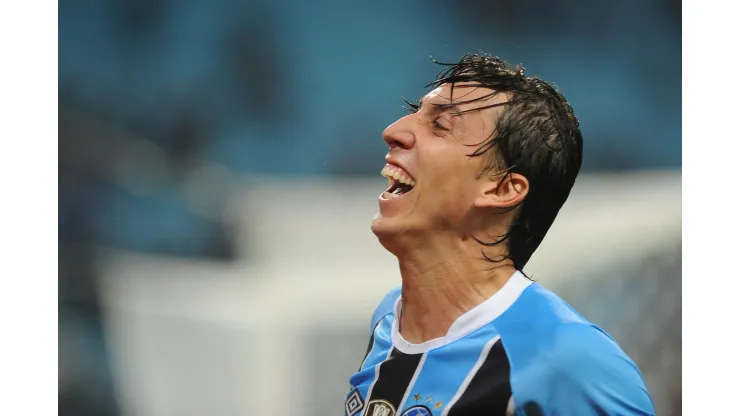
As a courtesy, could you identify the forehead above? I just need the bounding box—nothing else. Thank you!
[423,82,510,111]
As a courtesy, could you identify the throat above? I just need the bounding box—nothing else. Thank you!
[397,262,516,344]
[397,284,475,344]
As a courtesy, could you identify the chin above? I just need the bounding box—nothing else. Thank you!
[370,213,394,238]
[371,213,420,255]
[371,212,401,244]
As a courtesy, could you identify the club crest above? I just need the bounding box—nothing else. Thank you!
[366,399,396,416]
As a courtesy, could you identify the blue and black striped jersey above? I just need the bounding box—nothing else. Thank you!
[344,271,654,416]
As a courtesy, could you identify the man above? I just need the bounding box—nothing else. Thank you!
[343,54,654,416]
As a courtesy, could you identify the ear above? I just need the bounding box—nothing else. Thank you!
[474,172,529,209]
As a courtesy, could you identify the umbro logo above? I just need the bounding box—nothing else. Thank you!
[345,389,364,416]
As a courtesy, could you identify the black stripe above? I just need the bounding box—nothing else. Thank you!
[447,339,512,415]
[367,348,423,410]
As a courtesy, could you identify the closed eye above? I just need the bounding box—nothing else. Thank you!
[401,97,454,131]
[432,117,452,131]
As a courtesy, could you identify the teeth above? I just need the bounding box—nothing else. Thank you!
[380,165,416,187]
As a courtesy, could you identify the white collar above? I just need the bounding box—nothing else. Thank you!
[391,270,532,354]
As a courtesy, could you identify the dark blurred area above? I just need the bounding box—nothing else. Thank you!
[58,1,680,415]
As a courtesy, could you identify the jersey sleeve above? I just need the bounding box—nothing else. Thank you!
[368,286,401,333]
[515,324,655,416]
[351,286,401,373]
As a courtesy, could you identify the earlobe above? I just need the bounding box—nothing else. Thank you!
[474,172,529,209]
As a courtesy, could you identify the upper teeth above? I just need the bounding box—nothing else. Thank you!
[381,166,416,187]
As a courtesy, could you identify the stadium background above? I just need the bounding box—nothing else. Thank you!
[58,1,681,415]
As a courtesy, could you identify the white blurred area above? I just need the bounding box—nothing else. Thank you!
[97,171,680,416]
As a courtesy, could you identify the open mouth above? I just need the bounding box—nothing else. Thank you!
[387,181,414,196]
[381,164,416,197]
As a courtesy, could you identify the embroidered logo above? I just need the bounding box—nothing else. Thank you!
[366,399,396,416]
[345,388,364,416]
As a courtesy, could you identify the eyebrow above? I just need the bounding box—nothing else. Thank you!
[417,98,463,117]
[429,102,461,115]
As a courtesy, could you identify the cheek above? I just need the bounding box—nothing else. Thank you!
[421,163,478,210]
[416,142,481,210]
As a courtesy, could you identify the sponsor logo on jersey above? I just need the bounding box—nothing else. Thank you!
[345,388,364,416]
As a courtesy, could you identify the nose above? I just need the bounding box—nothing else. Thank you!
[382,116,415,150]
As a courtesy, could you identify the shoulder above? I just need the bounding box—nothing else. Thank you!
[530,323,654,414]
[493,281,593,345]
[495,284,654,414]
[369,286,401,332]
[499,282,628,365]
[544,322,643,384]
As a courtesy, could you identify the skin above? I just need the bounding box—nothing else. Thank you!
[371,82,530,344]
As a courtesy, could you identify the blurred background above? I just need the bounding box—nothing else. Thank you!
[58,0,681,415]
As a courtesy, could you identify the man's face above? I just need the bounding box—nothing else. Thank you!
[371,83,511,241]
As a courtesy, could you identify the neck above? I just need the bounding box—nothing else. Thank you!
[395,236,516,344]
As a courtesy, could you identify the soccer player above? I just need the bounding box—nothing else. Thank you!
[343,54,655,416]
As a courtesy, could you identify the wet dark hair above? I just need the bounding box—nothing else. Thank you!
[406,53,583,270]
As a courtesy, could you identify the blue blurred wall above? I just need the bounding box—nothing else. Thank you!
[59,0,681,256]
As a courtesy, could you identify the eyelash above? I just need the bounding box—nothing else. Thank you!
[403,99,420,114]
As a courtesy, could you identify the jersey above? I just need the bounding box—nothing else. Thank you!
[344,271,655,416]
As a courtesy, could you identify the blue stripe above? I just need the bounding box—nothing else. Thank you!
[395,324,500,413]
[350,313,395,402]
[370,287,401,332]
